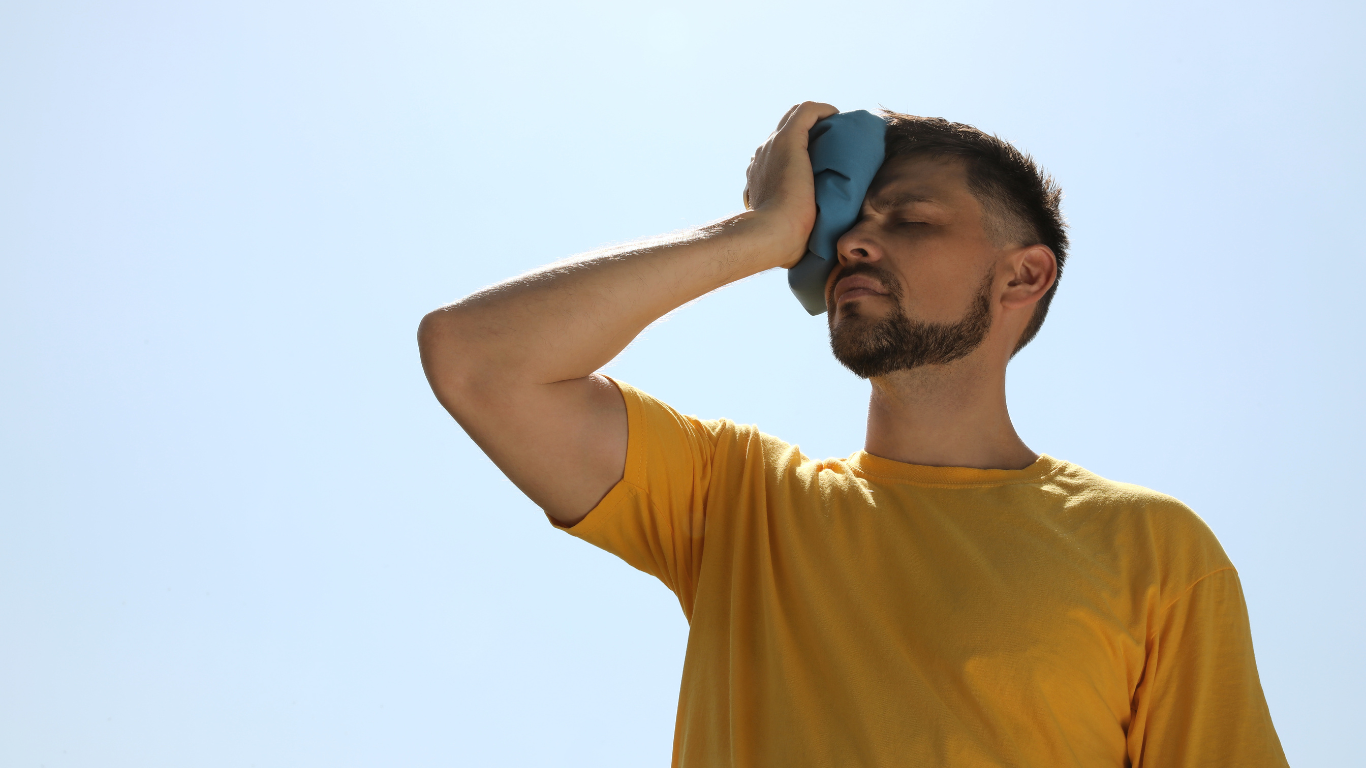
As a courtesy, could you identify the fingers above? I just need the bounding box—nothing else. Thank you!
[756,102,838,160]
[742,101,839,215]
[772,103,803,132]
[771,101,838,137]
[778,101,839,141]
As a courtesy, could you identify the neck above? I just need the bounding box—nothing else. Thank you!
[863,353,1037,471]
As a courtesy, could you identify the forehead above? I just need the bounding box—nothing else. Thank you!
[865,153,974,208]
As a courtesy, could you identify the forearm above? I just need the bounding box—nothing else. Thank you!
[419,210,792,397]
[416,101,835,522]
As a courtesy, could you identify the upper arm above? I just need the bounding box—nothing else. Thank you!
[418,311,627,526]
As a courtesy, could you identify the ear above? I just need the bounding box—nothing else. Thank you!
[1000,244,1057,310]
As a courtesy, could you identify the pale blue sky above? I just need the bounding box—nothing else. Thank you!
[2,0,1362,765]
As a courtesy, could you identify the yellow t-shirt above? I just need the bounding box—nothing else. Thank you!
[558,380,1287,768]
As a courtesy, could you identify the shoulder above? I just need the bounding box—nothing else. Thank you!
[610,377,813,473]
[1045,458,1234,586]
[613,378,733,453]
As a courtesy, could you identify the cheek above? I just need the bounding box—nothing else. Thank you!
[892,241,992,321]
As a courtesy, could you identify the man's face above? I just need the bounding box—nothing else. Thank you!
[825,154,1002,378]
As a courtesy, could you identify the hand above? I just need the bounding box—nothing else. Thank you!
[743,101,839,269]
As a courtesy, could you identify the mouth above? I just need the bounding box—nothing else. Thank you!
[832,274,891,305]
[837,286,883,303]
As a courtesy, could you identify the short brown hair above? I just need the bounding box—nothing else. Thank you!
[881,111,1068,354]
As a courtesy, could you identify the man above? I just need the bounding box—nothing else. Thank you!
[417,103,1288,767]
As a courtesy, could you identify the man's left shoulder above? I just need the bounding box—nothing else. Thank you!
[1044,458,1234,576]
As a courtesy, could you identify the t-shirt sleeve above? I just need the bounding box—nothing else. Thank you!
[551,377,717,617]
[1127,568,1289,767]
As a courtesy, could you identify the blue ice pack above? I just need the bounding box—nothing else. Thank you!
[787,110,888,314]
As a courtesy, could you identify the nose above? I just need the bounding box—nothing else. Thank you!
[835,220,883,269]
[826,220,883,303]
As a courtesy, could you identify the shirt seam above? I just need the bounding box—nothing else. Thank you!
[1146,566,1238,642]
[640,488,693,611]
[847,461,1066,489]
[553,479,640,536]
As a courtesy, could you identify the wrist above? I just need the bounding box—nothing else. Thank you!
[720,210,809,272]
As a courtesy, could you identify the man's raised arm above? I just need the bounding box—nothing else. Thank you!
[417,102,837,525]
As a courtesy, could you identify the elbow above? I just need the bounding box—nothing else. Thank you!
[416,308,448,362]
[419,303,529,414]
[417,308,479,409]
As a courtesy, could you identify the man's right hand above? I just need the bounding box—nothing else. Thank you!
[419,103,835,525]
[744,101,839,269]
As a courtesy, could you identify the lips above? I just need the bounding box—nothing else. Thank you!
[833,273,890,304]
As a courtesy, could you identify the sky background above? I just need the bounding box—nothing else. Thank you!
[2,0,1362,765]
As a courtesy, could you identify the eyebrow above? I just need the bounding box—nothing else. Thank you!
[867,192,937,211]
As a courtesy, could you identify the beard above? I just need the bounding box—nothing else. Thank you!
[828,265,994,379]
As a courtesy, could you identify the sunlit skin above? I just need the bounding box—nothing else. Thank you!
[824,154,1059,471]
